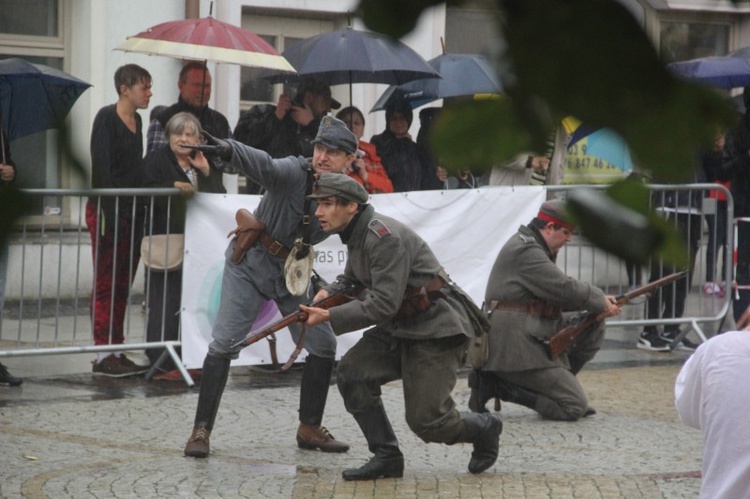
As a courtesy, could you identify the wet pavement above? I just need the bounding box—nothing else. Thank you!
[0,322,710,499]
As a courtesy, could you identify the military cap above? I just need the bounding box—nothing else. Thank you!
[313,115,358,154]
[308,173,369,204]
[537,199,576,230]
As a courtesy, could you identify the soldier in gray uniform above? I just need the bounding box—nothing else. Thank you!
[184,117,358,458]
[301,174,502,480]
[469,199,621,421]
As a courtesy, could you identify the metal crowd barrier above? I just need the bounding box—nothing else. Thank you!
[0,187,195,386]
[0,184,734,385]
[550,183,733,347]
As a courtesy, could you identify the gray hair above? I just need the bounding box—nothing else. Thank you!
[165,112,203,140]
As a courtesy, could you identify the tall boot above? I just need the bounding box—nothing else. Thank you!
[296,355,349,452]
[184,354,231,458]
[468,369,494,413]
[458,412,503,474]
[342,402,404,481]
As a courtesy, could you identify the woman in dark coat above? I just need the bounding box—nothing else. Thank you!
[141,112,225,379]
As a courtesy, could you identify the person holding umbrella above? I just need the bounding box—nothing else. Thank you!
[0,122,22,387]
[146,61,232,153]
[234,78,340,160]
[87,64,152,377]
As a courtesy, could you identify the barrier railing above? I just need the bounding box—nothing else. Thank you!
[549,183,733,347]
[0,187,196,386]
[0,184,734,385]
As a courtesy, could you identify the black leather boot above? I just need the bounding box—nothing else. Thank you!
[458,412,503,474]
[342,402,404,481]
[184,354,231,457]
[468,369,494,413]
[297,355,349,452]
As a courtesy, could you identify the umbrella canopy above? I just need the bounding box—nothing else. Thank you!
[371,53,502,111]
[261,28,440,86]
[0,58,91,142]
[564,125,634,184]
[667,56,750,89]
[115,16,295,72]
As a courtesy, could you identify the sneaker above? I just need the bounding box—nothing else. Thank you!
[717,283,727,298]
[0,363,22,386]
[702,282,721,295]
[637,331,671,352]
[660,329,699,351]
[92,354,148,377]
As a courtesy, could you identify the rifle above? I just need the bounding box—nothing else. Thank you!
[545,271,687,360]
[229,282,363,369]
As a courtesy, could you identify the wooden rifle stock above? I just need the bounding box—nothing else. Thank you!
[229,284,363,352]
[546,271,687,360]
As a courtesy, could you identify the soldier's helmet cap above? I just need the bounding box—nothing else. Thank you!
[307,172,369,205]
[313,115,358,155]
[538,199,576,230]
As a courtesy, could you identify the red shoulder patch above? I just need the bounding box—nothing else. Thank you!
[368,219,391,239]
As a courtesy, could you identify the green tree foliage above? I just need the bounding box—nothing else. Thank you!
[359,0,739,264]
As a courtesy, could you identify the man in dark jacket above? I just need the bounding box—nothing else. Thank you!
[146,61,232,153]
[234,78,340,160]
[302,173,502,480]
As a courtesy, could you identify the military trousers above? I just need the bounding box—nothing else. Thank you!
[337,326,468,444]
[207,241,337,360]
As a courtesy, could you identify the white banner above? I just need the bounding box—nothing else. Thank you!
[181,186,546,368]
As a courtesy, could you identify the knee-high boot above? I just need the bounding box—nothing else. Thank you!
[184,354,231,458]
[457,412,503,474]
[296,354,349,452]
[468,369,497,413]
[342,401,404,481]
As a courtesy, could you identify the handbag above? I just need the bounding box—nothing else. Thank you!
[140,234,184,271]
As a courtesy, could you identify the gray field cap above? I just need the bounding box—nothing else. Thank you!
[313,115,358,154]
[308,172,369,204]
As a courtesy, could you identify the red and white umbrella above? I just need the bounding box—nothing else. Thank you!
[115,16,295,72]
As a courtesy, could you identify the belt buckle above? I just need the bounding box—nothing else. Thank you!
[268,240,282,255]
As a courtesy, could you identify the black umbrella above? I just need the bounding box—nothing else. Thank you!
[260,28,440,104]
[0,58,91,161]
[371,53,502,111]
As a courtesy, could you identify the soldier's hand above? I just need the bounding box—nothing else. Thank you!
[300,305,330,327]
[601,295,621,319]
[312,289,329,302]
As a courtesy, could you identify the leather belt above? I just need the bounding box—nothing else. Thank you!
[258,232,290,260]
[394,275,447,320]
[487,299,561,320]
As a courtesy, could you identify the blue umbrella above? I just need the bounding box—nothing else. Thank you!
[0,58,91,142]
[371,53,502,111]
[667,56,750,89]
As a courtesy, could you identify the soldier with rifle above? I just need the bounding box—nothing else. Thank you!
[301,173,502,480]
[468,199,622,421]
[182,116,358,458]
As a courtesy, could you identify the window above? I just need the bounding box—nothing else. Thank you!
[1,0,65,196]
[239,10,337,110]
[660,21,730,62]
